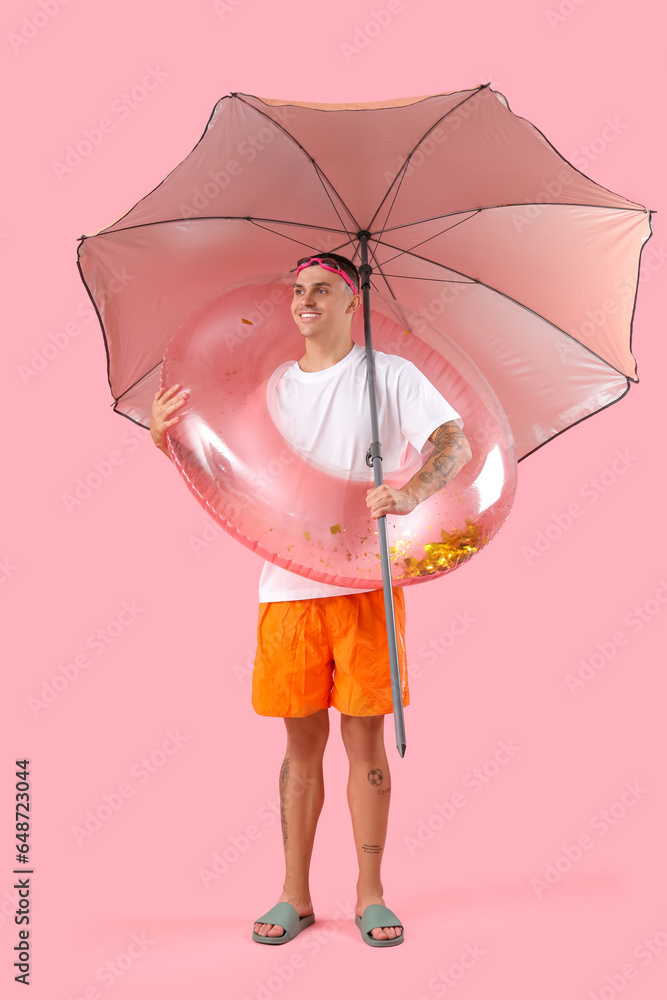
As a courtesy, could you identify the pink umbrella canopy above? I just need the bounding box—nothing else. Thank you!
[77,84,651,460]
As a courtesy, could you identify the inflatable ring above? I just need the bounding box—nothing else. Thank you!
[161,273,517,588]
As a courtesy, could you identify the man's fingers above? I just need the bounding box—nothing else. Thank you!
[154,392,188,420]
[368,502,390,516]
[158,383,183,402]
[166,395,188,413]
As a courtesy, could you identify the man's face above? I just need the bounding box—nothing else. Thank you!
[291,264,358,337]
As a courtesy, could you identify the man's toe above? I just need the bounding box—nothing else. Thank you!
[372,925,402,939]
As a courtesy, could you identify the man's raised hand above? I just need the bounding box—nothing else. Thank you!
[150,384,189,459]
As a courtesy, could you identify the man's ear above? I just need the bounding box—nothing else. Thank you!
[347,293,362,313]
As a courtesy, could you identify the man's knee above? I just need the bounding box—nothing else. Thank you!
[284,708,330,754]
[340,713,385,752]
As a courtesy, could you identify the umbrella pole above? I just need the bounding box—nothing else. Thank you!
[357,231,406,758]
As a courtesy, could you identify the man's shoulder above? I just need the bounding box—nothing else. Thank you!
[372,348,422,382]
[372,347,411,369]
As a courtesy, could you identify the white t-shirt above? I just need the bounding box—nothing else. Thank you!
[258,342,463,602]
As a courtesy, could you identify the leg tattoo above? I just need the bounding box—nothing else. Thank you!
[279,757,290,845]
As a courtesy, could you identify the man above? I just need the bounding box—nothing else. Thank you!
[151,253,472,947]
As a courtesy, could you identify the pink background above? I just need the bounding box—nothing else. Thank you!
[2,1,665,997]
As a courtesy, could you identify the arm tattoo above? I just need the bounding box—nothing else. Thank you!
[419,422,467,490]
[279,757,290,845]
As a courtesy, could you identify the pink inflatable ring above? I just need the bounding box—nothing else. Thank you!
[161,274,517,588]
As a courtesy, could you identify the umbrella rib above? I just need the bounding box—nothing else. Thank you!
[311,162,358,241]
[243,221,368,272]
[233,94,360,239]
[370,158,414,249]
[78,201,646,243]
[369,238,638,382]
[374,201,648,239]
[114,358,163,403]
[367,273,473,282]
[374,211,482,266]
[369,85,491,238]
[79,215,356,239]
[243,217,351,252]
[360,246,417,354]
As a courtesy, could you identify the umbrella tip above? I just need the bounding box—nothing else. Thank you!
[397,743,406,758]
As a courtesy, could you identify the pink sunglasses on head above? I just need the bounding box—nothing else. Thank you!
[295,255,359,294]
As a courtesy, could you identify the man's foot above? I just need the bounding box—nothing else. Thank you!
[355,895,403,941]
[253,893,314,939]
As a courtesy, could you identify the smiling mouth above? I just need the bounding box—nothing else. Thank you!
[299,312,321,317]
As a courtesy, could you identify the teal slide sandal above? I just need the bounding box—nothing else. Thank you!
[252,902,315,944]
[355,904,405,947]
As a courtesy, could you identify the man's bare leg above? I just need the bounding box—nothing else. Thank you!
[340,713,403,941]
[254,708,329,938]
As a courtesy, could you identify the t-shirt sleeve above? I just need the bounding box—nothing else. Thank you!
[396,359,464,454]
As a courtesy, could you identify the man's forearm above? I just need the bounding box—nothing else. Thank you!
[402,422,472,506]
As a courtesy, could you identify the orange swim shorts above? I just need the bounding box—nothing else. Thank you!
[252,588,409,718]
